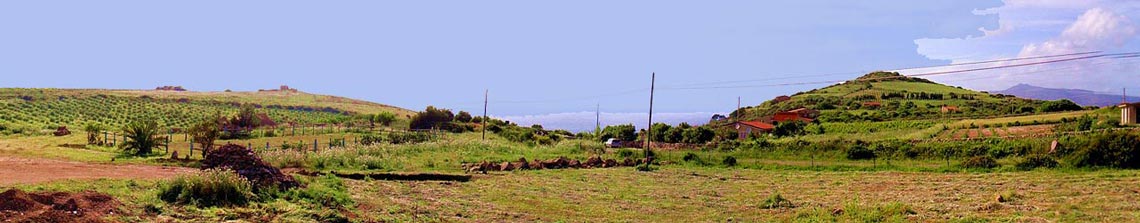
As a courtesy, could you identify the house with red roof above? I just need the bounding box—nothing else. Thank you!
[733,121,774,140]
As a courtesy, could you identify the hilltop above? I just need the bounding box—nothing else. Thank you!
[732,71,1071,122]
[0,88,414,134]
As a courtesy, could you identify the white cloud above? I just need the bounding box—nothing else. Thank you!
[912,1,1140,92]
[1019,8,1137,57]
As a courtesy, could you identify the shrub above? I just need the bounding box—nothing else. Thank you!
[961,156,999,169]
[722,156,738,167]
[617,149,635,158]
[281,175,353,208]
[159,169,255,207]
[760,193,794,209]
[845,145,876,160]
[1070,130,1140,168]
[682,152,701,163]
[1016,154,1059,170]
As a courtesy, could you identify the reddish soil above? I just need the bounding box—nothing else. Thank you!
[980,128,994,137]
[0,188,121,223]
[1004,125,1055,137]
[966,129,980,138]
[0,157,195,186]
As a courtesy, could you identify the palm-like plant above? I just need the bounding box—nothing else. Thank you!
[121,118,164,156]
[83,122,104,145]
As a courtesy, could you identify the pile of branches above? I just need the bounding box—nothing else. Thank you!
[201,144,299,190]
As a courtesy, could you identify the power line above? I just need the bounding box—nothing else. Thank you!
[660,52,1140,90]
[660,51,1104,88]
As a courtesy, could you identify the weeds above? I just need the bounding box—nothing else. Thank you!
[159,169,255,207]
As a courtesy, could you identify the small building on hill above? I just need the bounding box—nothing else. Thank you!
[1120,103,1139,125]
[733,121,774,140]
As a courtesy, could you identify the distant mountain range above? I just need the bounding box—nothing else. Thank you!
[994,84,1139,107]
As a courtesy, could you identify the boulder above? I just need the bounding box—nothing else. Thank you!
[585,156,603,168]
[621,158,636,167]
[603,159,618,168]
[567,160,582,168]
[52,126,70,136]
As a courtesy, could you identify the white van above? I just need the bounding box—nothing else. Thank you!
[604,138,623,148]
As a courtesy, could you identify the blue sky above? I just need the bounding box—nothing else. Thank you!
[2,1,1137,131]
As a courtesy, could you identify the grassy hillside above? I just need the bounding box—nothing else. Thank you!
[734,71,1061,122]
[0,88,414,134]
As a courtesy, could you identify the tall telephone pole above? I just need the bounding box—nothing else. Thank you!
[644,72,656,170]
[482,89,488,141]
[595,103,601,136]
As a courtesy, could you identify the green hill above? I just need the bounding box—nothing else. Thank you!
[732,71,1075,123]
[0,88,414,134]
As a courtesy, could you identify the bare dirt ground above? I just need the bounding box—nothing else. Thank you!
[0,156,194,186]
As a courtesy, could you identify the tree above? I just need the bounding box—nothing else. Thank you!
[375,112,396,127]
[772,121,807,137]
[190,113,221,157]
[409,106,455,130]
[1037,99,1082,113]
[120,118,164,156]
[649,123,672,142]
[599,124,637,142]
[455,111,473,123]
[681,126,716,144]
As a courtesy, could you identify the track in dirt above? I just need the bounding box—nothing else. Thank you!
[0,156,195,186]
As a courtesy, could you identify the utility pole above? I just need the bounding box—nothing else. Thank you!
[595,103,601,137]
[643,72,656,170]
[482,89,488,141]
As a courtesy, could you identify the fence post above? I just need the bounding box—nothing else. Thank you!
[189,139,194,158]
[313,139,318,152]
[266,142,269,150]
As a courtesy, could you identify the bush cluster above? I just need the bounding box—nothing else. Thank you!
[961,156,999,169]
[159,169,255,207]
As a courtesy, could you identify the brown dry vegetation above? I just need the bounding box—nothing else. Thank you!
[348,167,1140,222]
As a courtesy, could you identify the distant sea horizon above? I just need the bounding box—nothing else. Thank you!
[497,111,721,133]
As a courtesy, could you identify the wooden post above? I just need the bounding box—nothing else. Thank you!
[643,72,656,170]
[313,139,318,152]
[482,89,488,141]
[189,139,194,158]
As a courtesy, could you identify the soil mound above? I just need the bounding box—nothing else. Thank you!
[0,189,121,223]
[201,143,299,189]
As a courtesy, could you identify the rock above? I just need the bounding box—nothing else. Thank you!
[621,158,636,166]
[585,156,603,168]
[170,151,179,160]
[499,162,514,171]
[567,160,581,168]
[603,159,618,168]
[995,194,1005,203]
[52,126,71,136]
[831,208,844,216]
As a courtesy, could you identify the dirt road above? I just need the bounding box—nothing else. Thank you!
[0,156,195,186]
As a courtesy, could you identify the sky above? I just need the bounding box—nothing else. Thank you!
[2,1,1137,132]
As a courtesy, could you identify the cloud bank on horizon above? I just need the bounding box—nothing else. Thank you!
[913,0,1140,93]
[498,111,716,133]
